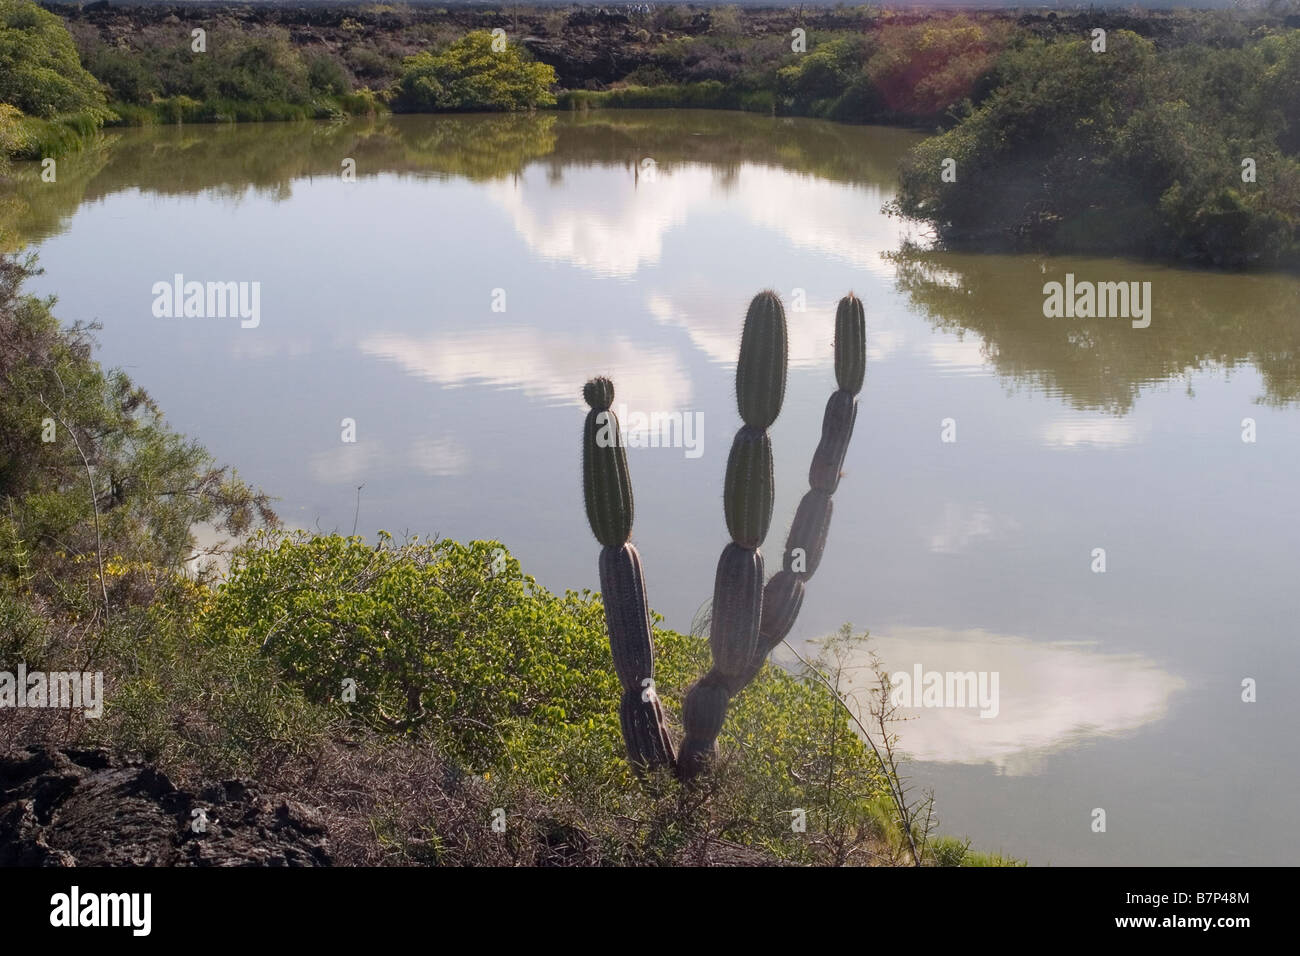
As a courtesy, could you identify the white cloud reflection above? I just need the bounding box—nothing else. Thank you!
[927,502,1019,555]
[486,165,709,276]
[927,335,991,375]
[308,442,374,485]
[1043,416,1142,448]
[489,162,902,278]
[409,437,470,477]
[308,434,471,484]
[357,326,692,413]
[778,627,1184,776]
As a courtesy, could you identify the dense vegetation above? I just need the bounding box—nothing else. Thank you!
[70,13,555,122]
[0,253,1007,864]
[892,28,1300,267]
[83,25,384,125]
[558,13,1012,125]
[0,0,110,159]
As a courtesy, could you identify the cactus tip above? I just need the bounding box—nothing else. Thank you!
[583,376,615,411]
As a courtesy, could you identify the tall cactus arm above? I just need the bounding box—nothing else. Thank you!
[679,291,790,780]
[582,377,675,773]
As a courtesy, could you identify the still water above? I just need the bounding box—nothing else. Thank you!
[6,111,1298,865]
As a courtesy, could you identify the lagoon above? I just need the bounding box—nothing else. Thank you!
[5,109,1298,865]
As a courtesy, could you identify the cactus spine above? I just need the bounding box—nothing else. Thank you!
[582,377,675,774]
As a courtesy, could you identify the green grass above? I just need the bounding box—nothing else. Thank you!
[929,835,1026,867]
[10,111,103,159]
[103,93,386,128]
[559,83,775,115]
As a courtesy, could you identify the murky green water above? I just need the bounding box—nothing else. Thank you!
[5,110,1298,864]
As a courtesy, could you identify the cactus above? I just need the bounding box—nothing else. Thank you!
[723,426,774,550]
[670,291,791,779]
[598,543,656,692]
[583,376,675,773]
[736,291,788,429]
[834,293,866,395]
[583,376,615,411]
[620,688,676,773]
[708,543,765,682]
[583,377,633,548]
[756,570,805,660]
[576,291,865,781]
[748,294,863,682]
[678,670,731,778]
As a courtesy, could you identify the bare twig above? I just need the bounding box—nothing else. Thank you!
[37,369,110,650]
[781,638,922,865]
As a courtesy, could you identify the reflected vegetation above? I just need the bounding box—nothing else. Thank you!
[890,246,1300,411]
[0,110,915,250]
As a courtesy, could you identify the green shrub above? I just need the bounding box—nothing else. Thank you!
[90,577,335,777]
[0,0,110,119]
[201,531,894,859]
[337,87,386,116]
[393,31,556,112]
[203,533,607,766]
[927,835,1024,866]
[9,112,102,159]
[863,17,1007,120]
[84,45,155,107]
[0,101,23,162]
[307,53,352,97]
